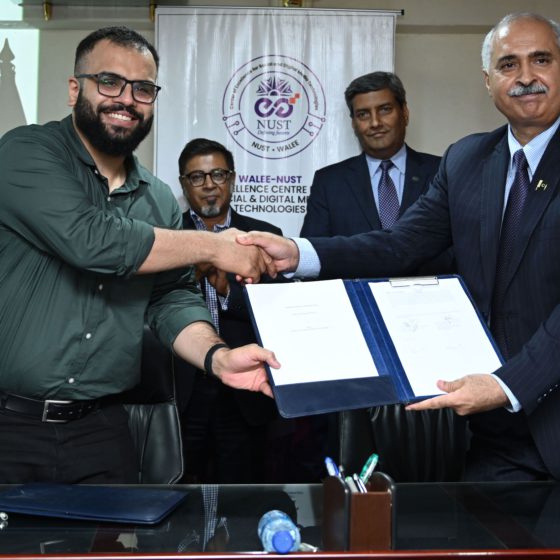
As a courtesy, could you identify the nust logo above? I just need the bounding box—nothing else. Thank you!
[222,55,326,160]
[254,77,299,120]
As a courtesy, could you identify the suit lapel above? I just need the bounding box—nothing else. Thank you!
[230,209,249,231]
[182,212,196,230]
[401,148,428,214]
[347,153,381,229]
[506,127,560,284]
[480,135,509,298]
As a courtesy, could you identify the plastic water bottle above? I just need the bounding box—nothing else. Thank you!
[258,509,301,554]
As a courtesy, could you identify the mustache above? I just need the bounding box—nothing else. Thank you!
[99,103,143,121]
[507,83,548,97]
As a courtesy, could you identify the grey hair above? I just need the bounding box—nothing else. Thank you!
[481,12,560,72]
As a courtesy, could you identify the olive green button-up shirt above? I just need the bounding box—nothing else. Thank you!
[0,116,212,399]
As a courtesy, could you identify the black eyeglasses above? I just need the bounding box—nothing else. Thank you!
[75,72,161,104]
[180,169,233,188]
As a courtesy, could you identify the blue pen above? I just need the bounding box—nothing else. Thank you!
[324,456,341,477]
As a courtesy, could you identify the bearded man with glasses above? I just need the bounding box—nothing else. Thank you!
[177,138,283,483]
[0,27,279,483]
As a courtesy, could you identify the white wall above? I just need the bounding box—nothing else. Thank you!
[397,33,506,156]
[2,0,560,168]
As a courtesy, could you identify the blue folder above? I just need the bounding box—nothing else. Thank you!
[0,483,188,525]
[245,275,503,418]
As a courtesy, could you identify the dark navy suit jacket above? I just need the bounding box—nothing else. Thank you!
[308,125,560,478]
[301,147,440,235]
[301,146,453,275]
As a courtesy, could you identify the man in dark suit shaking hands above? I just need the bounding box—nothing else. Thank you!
[177,138,281,483]
[239,12,560,482]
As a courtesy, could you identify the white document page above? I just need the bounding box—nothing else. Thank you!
[245,280,379,386]
[369,277,502,397]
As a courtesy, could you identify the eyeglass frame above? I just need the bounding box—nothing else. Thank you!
[75,72,162,104]
[179,168,234,188]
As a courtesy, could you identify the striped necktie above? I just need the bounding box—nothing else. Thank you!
[491,149,530,356]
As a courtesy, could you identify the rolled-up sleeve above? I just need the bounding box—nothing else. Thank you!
[145,205,213,348]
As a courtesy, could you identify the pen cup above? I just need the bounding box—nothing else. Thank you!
[322,472,395,551]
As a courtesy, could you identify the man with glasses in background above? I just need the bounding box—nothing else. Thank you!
[178,138,282,483]
[0,27,278,483]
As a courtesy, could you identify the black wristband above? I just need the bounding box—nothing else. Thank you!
[204,343,229,377]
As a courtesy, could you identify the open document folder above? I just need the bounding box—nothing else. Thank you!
[244,276,503,418]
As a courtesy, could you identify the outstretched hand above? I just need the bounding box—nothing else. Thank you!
[236,231,300,280]
[211,343,280,398]
[212,228,277,283]
[405,374,509,415]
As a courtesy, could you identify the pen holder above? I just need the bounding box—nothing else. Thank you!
[322,472,395,551]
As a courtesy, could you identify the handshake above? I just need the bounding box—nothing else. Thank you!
[213,228,301,283]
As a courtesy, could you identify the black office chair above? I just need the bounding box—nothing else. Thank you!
[122,326,184,484]
[338,405,468,482]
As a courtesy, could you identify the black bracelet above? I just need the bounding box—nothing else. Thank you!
[204,343,229,377]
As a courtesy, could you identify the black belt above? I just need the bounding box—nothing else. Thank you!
[0,392,102,423]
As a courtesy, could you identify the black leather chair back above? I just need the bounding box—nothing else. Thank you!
[338,405,468,482]
[122,326,183,484]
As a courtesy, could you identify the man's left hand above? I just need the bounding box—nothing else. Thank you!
[405,374,509,415]
[211,344,280,398]
[196,264,230,297]
[206,267,229,297]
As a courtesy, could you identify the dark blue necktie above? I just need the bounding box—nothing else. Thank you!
[491,149,530,356]
[378,160,400,229]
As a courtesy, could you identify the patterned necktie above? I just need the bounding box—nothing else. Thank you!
[491,149,530,355]
[378,160,400,229]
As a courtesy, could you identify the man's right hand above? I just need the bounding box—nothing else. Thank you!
[138,227,276,282]
[211,228,276,283]
[236,231,300,276]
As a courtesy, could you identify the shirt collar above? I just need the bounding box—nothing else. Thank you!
[365,144,407,176]
[507,116,560,177]
[189,208,232,232]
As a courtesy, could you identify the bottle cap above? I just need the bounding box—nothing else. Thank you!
[272,530,295,553]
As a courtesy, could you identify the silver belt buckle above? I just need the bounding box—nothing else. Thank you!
[42,399,73,423]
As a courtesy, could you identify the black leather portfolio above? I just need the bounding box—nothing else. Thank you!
[0,483,188,524]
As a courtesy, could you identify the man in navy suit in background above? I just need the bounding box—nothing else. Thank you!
[300,72,453,482]
[301,72,440,239]
[239,12,560,482]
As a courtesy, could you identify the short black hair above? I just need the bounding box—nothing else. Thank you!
[344,71,407,116]
[74,26,159,75]
[178,138,235,174]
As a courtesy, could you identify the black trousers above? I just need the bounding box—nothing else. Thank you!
[181,375,266,484]
[0,404,137,483]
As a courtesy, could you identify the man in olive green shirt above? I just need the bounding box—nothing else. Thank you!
[0,26,278,483]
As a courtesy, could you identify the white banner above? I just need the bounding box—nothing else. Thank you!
[155,7,396,236]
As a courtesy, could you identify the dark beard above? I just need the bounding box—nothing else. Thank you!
[73,90,153,157]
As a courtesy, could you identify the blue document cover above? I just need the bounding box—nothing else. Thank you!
[245,275,503,418]
[0,483,188,525]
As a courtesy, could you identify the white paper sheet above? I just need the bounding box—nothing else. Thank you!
[245,280,379,386]
[368,277,502,397]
